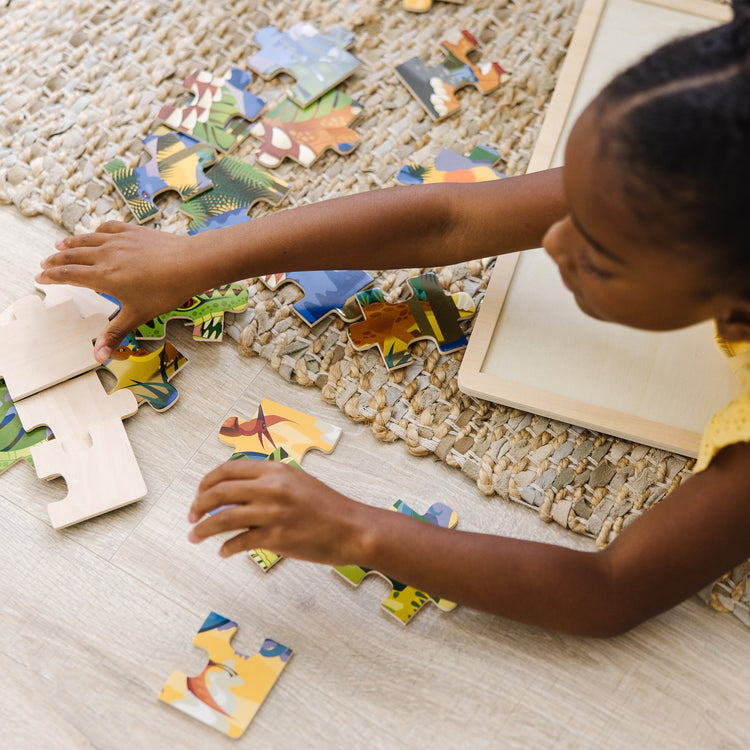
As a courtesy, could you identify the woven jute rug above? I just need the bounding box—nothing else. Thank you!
[2,0,745,625]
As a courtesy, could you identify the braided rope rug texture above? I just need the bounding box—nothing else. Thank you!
[1,0,745,624]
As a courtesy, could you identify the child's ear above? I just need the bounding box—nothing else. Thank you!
[716,303,750,342]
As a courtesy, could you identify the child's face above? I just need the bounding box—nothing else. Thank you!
[542,105,716,332]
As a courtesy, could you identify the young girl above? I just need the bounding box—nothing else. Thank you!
[36,3,750,636]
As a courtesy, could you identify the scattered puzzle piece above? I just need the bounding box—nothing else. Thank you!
[34,282,120,319]
[159,612,292,738]
[395,30,508,121]
[397,144,506,185]
[105,127,217,223]
[136,284,248,341]
[348,272,475,370]
[250,89,363,168]
[0,379,51,475]
[260,270,373,326]
[248,22,362,107]
[403,0,465,12]
[334,500,458,624]
[158,68,265,153]
[179,155,288,235]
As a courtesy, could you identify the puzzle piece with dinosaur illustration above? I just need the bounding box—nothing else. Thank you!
[348,272,475,370]
[395,30,509,121]
[158,68,265,153]
[397,144,506,185]
[402,0,465,12]
[334,500,458,624]
[159,611,292,738]
[250,89,363,168]
[260,270,373,325]
[0,379,51,474]
[247,22,362,107]
[105,126,217,223]
[135,284,248,341]
[180,155,288,235]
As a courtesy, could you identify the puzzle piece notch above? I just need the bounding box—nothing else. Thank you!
[0,379,51,475]
[159,68,265,153]
[248,22,362,107]
[348,272,476,370]
[34,282,121,319]
[397,144,506,185]
[403,0,465,12]
[334,499,458,624]
[395,30,509,121]
[159,611,292,738]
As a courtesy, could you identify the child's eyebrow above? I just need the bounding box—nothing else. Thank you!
[570,213,625,265]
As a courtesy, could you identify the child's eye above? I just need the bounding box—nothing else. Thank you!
[578,247,613,279]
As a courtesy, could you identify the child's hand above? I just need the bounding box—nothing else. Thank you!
[187,460,374,564]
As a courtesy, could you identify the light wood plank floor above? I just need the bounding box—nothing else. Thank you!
[1,203,748,749]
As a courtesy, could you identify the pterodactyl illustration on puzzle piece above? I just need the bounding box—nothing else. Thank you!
[259,270,373,326]
[348,272,476,370]
[105,126,217,223]
[250,89,363,168]
[395,30,509,121]
[334,500,458,624]
[247,22,362,108]
[397,144,506,185]
[179,155,288,236]
[403,0,465,12]
[158,68,265,153]
[135,284,248,341]
[0,380,51,474]
[219,398,342,571]
[158,611,292,738]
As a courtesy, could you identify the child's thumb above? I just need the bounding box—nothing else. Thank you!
[94,317,137,363]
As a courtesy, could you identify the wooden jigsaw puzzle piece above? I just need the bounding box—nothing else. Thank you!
[247,22,362,108]
[14,371,145,529]
[34,282,121,319]
[179,155,288,236]
[259,270,373,325]
[105,127,217,223]
[0,379,51,475]
[250,89,363,168]
[395,30,509,120]
[158,68,265,153]
[334,500,458,624]
[397,144,506,185]
[403,0,465,12]
[348,272,475,370]
[158,611,292,738]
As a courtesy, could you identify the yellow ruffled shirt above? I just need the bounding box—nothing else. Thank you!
[694,335,750,473]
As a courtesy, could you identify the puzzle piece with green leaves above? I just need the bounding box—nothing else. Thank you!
[397,144,505,185]
[0,379,51,475]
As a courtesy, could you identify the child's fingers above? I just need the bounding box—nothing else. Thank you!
[188,500,267,543]
[53,233,108,251]
[195,459,273,498]
[218,529,267,558]
[95,309,142,362]
[35,263,100,288]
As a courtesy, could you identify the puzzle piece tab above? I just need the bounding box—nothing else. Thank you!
[334,500,458,624]
[159,612,292,738]
[397,145,506,185]
[180,155,288,235]
[403,0,465,12]
[250,89,363,168]
[260,270,373,326]
[348,272,475,370]
[395,30,509,121]
[248,22,362,107]
[0,379,51,475]
[158,68,265,153]
[105,127,217,223]
[34,282,121,320]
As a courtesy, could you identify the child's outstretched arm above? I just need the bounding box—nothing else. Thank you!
[187,441,750,637]
[36,169,565,361]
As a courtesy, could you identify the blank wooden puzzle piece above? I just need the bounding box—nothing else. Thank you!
[105,126,217,223]
[159,612,292,738]
[403,0,465,12]
[348,272,476,370]
[259,270,373,325]
[334,500,458,624]
[179,155,288,236]
[158,68,265,153]
[136,284,248,341]
[0,295,106,400]
[14,370,145,529]
[395,30,509,121]
[247,22,362,107]
[34,282,121,319]
[397,144,506,185]
[250,89,363,168]
[0,379,51,475]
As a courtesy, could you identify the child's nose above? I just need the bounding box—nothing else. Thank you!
[542,217,573,270]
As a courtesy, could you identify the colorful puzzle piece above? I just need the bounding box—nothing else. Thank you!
[103,333,187,412]
[250,89,363,168]
[395,30,509,121]
[247,22,362,107]
[158,68,265,153]
[136,284,248,341]
[403,0,465,12]
[348,272,476,370]
[179,155,288,235]
[397,145,506,185]
[259,270,373,326]
[334,500,458,624]
[0,379,51,475]
[159,612,292,738]
[105,127,217,223]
